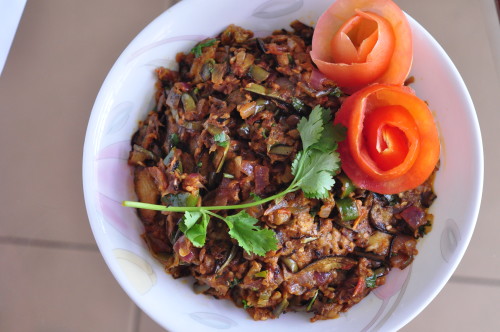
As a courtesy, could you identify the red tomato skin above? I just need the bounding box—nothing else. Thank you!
[334,84,440,194]
[311,0,412,94]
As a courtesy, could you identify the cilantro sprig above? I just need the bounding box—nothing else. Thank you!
[123,105,344,256]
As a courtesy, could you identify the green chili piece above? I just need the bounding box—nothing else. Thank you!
[339,173,355,199]
[337,197,359,221]
[254,270,268,278]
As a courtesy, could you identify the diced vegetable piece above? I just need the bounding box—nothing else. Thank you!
[301,237,318,244]
[365,274,377,288]
[133,168,160,223]
[369,198,396,233]
[238,101,258,119]
[205,123,223,136]
[400,205,426,231]
[373,267,387,277]
[244,83,285,101]
[269,144,294,156]
[249,65,270,82]
[161,192,198,207]
[282,257,299,273]
[214,132,229,147]
[163,148,176,166]
[216,142,230,173]
[299,256,356,274]
[169,133,180,147]
[129,144,158,165]
[181,93,196,112]
[183,121,203,131]
[254,270,268,278]
[200,59,215,81]
[338,173,355,198]
[244,82,266,95]
[336,197,359,221]
[272,298,289,317]
[365,231,392,255]
[257,291,272,307]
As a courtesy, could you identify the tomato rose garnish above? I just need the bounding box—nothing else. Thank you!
[334,84,440,194]
[311,0,412,93]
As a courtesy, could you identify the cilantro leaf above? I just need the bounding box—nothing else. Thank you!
[297,105,324,150]
[223,211,278,256]
[214,132,229,147]
[291,150,302,177]
[310,108,345,152]
[294,149,339,199]
[190,39,217,58]
[179,211,209,247]
[312,122,337,152]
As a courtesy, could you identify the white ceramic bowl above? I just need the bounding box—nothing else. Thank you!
[83,0,483,331]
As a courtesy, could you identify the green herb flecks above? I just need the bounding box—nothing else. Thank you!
[330,86,345,98]
[190,39,217,58]
[365,275,377,288]
[169,133,180,147]
[242,299,252,309]
[214,132,229,147]
[123,105,344,256]
[228,278,240,288]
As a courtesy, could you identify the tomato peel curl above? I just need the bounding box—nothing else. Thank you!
[311,0,412,94]
[334,84,440,194]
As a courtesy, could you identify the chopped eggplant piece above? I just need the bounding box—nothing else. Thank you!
[133,167,160,223]
[269,144,294,156]
[299,256,356,274]
[370,199,396,233]
[128,144,158,165]
[365,231,392,256]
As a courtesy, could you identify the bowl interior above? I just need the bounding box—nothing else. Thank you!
[83,1,483,331]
